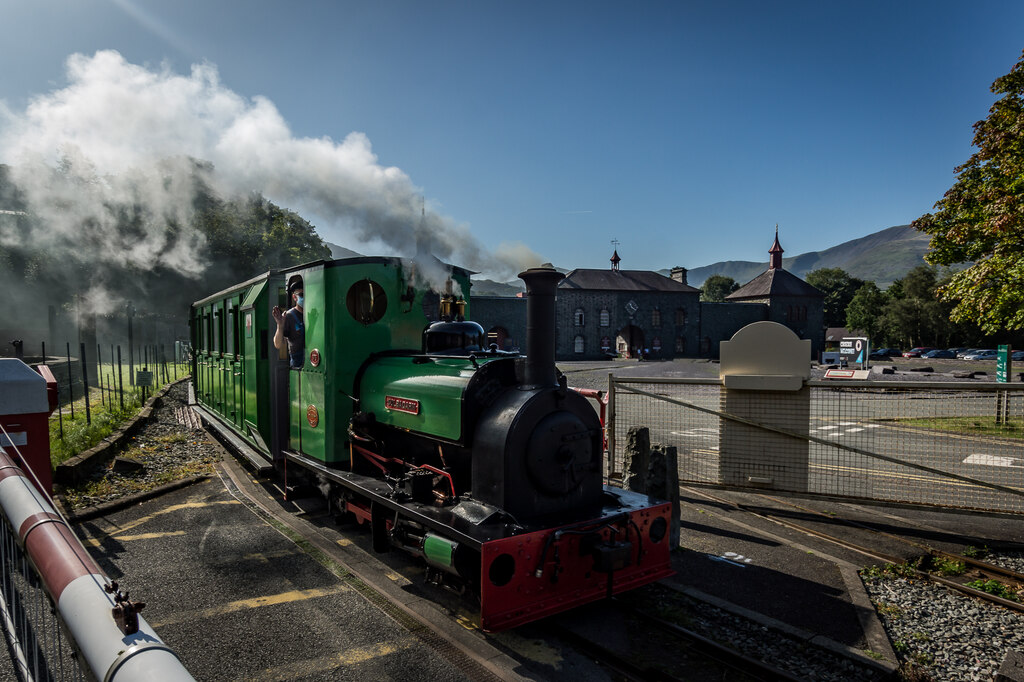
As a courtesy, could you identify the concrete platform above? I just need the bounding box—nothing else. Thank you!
[73,475,519,681]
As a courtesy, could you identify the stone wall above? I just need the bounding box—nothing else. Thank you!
[555,289,700,360]
[697,302,768,358]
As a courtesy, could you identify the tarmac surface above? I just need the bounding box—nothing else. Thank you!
[64,451,1024,681]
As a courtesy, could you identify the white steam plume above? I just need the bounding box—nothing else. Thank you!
[0,50,542,294]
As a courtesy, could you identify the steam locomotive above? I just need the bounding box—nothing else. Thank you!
[190,257,673,631]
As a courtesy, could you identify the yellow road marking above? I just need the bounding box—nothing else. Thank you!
[84,531,186,547]
[253,642,406,681]
[148,584,350,627]
[91,500,240,536]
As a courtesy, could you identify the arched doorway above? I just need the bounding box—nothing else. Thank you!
[615,325,644,359]
[487,326,511,351]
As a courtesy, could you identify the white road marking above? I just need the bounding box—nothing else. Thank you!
[964,454,1023,468]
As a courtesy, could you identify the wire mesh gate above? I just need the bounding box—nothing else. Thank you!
[607,377,1024,514]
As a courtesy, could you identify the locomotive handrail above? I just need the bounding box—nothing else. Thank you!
[0,445,196,681]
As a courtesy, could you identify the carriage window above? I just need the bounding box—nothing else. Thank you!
[347,279,388,324]
[225,300,236,355]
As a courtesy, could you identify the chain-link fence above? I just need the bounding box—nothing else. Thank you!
[608,378,1024,514]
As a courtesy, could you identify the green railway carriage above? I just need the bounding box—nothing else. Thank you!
[190,256,474,466]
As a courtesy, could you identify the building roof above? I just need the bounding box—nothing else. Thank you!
[559,268,700,293]
[726,267,823,300]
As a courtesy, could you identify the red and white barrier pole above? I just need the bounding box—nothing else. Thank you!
[0,441,195,681]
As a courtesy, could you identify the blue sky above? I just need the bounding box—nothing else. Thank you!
[1,0,1022,277]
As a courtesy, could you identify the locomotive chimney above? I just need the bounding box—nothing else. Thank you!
[518,265,564,388]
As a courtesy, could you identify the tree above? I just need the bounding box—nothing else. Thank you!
[700,274,739,302]
[805,267,864,328]
[845,282,887,343]
[913,48,1024,334]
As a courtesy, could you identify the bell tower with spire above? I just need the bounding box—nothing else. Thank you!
[610,238,621,271]
[769,224,784,270]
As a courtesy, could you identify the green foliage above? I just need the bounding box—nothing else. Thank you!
[700,274,739,302]
[931,557,965,576]
[806,267,864,328]
[914,49,1024,334]
[966,579,1019,601]
[845,282,887,342]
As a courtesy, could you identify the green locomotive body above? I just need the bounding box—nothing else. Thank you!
[190,257,674,631]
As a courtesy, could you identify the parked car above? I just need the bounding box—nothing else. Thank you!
[922,349,956,359]
[868,347,901,359]
[902,347,936,358]
[956,348,981,359]
[964,349,998,360]
[1011,350,1024,361]
[947,347,969,355]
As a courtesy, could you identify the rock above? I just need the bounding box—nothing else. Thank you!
[111,456,146,475]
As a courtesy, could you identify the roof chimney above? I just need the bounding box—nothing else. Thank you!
[670,266,687,285]
[769,225,784,270]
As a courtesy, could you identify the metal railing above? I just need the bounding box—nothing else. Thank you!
[607,377,1024,514]
[0,435,196,682]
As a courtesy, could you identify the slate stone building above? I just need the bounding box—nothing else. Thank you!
[471,231,824,360]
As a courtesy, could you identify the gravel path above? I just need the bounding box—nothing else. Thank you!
[60,381,219,510]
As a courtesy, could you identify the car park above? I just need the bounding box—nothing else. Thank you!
[922,349,956,359]
[903,347,935,358]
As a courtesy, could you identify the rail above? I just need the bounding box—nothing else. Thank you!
[0,436,196,682]
[607,376,1024,514]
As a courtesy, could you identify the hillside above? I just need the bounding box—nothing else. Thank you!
[677,225,933,289]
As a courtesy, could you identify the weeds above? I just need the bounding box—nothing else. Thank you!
[931,557,966,576]
[966,579,1019,601]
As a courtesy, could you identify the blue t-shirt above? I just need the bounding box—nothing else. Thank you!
[283,308,305,368]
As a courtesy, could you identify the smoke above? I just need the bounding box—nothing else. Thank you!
[0,50,543,302]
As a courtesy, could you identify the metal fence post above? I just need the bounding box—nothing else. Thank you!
[607,372,617,477]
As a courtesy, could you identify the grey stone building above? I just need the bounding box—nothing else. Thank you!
[554,251,700,360]
[723,231,825,358]
[470,232,824,360]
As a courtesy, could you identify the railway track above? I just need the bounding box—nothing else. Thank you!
[549,596,809,682]
[686,487,1024,613]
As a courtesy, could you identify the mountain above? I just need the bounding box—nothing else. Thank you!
[677,225,934,289]
[471,278,526,296]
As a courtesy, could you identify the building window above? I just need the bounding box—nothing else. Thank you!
[574,335,585,354]
[652,308,661,328]
[601,336,611,353]
[675,336,685,353]
[801,306,807,321]
[600,309,610,327]
[574,308,585,326]
[675,308,687,326]
[652,337,662,352]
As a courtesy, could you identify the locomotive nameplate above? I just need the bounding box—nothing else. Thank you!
[385,396,420,415]
[306,405,319,428]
